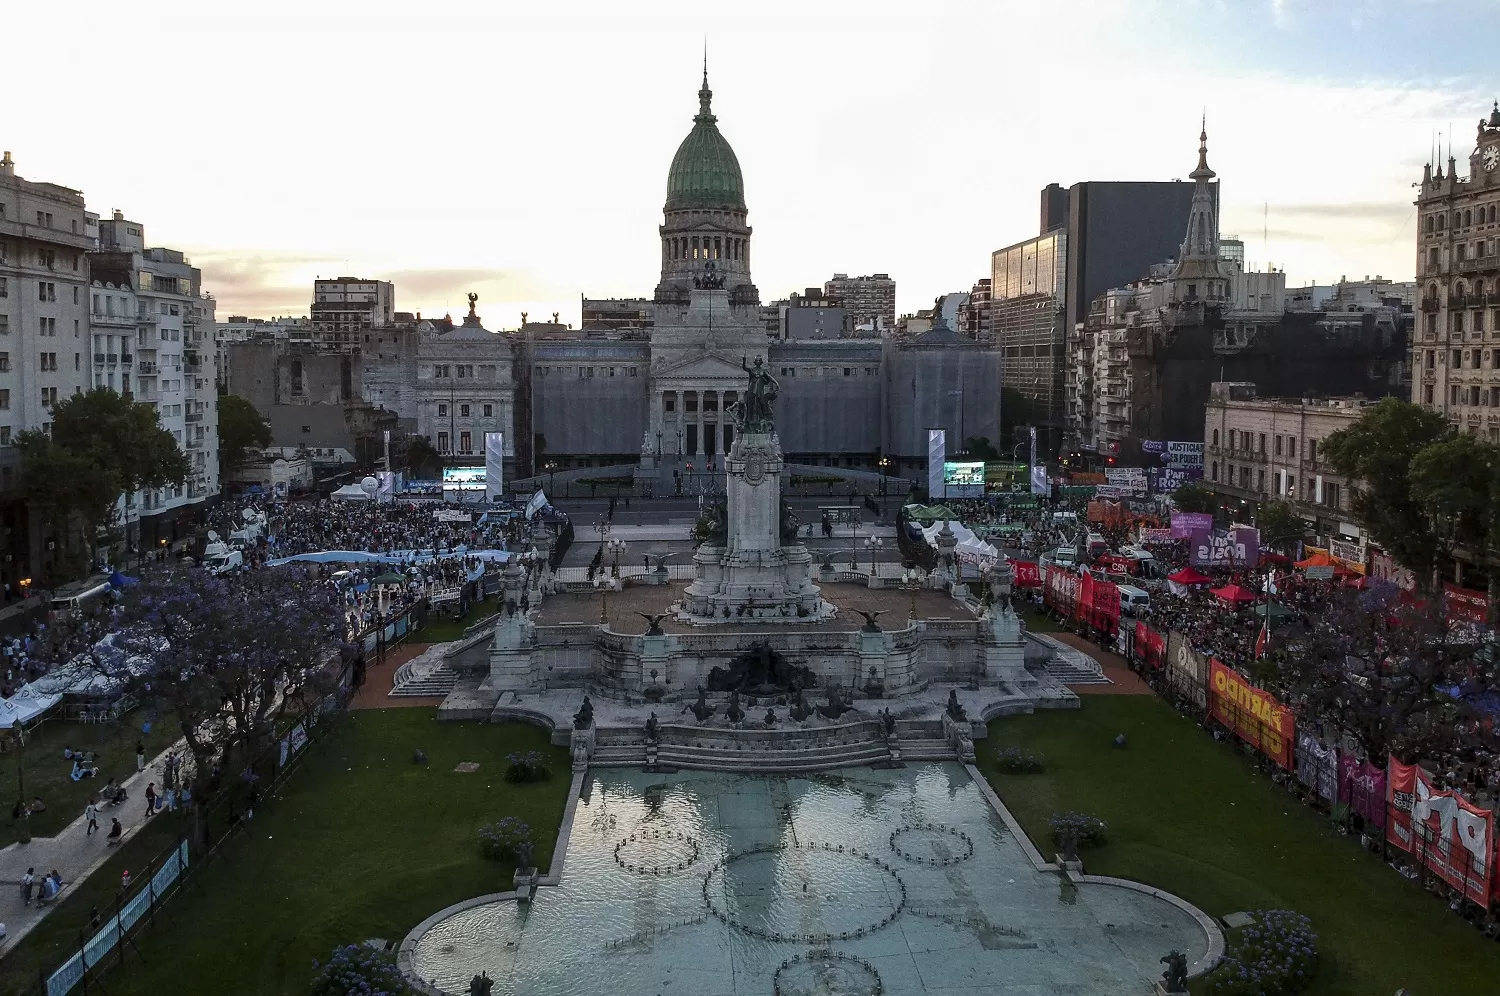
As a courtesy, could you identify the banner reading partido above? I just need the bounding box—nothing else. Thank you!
[1209,659,1293,767]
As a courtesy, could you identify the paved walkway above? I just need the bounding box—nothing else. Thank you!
[1049,633,1154,695]
[351,644,445,710]
[0,738,185,953]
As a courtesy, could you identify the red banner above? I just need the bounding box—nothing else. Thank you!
[1134,622,1166,668]
[1386,759,1495,905]
[1209,659,1294,768]
[1044,566,1079,613]
[1011,561,1041,588]
[1443,583,1489,626]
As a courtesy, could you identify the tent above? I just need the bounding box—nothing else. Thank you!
[1211,584,1258,605]
[1167,567,1212,585]
[1251,601,1296,621]
[905,504,960,522]
[330,483,373,501]
[370,572,408,586]
[0,683,63,729]
[1296,551,1355,576]
[919,521,1000,564]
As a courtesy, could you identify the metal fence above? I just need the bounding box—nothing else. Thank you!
[36,667,356,996]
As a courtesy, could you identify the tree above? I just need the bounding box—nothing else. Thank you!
[1255,500,1310,550]
[17,390,189,579]
[963,436,1001,461]
[1170,483,1218,515]
[80,566,347,842]
[1322,398,1449,591]
[1269,584,1481,763]
[1409,433,1500,620]
[405,435,443,479]
[216,394,271,478]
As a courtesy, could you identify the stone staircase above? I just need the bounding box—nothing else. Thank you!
[390,663,461,698]
[588,719,964,772]
[1037,639,1112,686]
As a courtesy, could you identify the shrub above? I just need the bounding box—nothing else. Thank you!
[1205,909,1318,995]
[479,815,536,867]
[310,943,413,996]
[995,746,1046,774]
[504,750,552,783]
[1048,810,1107,848]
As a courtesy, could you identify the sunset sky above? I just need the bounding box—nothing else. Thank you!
[9,0,1495,326]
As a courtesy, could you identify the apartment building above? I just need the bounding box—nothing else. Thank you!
[310,277,394,350]
[824,273,895,330]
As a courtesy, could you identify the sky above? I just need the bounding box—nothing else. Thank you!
[8,0,1498,326]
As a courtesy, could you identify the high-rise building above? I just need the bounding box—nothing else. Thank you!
[310,276,395,350]
[93,211,220,545]
[1037,178,1199,337]
[991,230,1067,445]
[825,273,895,330]
[1411,103,1500,431]
[0,151,93,583]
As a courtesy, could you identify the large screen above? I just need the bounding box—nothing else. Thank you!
[942,461,986,499]
[442,466,486,491]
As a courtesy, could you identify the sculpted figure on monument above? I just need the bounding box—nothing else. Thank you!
[779,500,801,546]
[729,355,779,433]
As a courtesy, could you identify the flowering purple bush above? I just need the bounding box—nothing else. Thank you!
[1206,909,1318,995]
[504,750,552,783]
[1048,810,1107,848]
[309,942,413,996]
[995,746,1046,774]
[479,815,536,868]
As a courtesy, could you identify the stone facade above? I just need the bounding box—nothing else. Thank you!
[1411,104,1500,437]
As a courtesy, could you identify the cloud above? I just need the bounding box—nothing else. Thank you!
[191,251,342,317]
[1267,202,1414,223]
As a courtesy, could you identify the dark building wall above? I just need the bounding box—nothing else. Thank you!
[529,344,650,458]
[1064,181,1199,335]
[882,341,1004,467]
[1039,182,1068,234]
[770,342,883,458]
[225,342,279,416]
[1130,309,1410,446]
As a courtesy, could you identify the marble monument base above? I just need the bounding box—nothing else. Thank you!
[677,542,833,624]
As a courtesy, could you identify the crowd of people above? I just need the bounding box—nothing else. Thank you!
[207,498,524,560]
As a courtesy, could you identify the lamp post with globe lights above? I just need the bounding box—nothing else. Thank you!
[863,535,883,575]
[607,536,627,578]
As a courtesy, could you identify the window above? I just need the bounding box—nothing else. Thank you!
[0,390,9,410]
[1452,349,1463,367]
[1430,247,1440,270]
[1239,465,1249,487]
[1256,469,1265,492]
[843,368,853,376]
[482,404,493,417]
[460,431,472,454]
[1425,349,1436,369]
[437,403,448,417]
[41,387,57,407]
[1474,349,1483,368]
[1258,432,1266,453]
[0,316,6,336]
[0,353,9,372]
[1211,461,1219,481]
[1308,438,1317,462]
[1273,434,1282,456]
[1451,385,1461,404]
[0,277,6,298]
[1324,483,1342,509]
[460,404,470,417]
[37,281,56,302]
[74,352,79,371]
[663,393,675,413]
[437,431,450,454]
[0,427,8,446]
[1424,384,1435,404]
[1211,428,1219,446]
[1288,437,1296,458]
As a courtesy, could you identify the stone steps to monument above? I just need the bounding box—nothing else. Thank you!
[899,738,960,761]
[590,738,906,772]
[1043,659,1111,686]
[390,664,461,697]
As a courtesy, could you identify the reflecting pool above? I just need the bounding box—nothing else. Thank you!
[407,763,1210,995]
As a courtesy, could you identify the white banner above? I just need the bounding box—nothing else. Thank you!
[927,428,946,499]
[484,431,505,502]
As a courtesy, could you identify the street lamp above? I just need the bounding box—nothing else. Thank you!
[607,536,627,578]
[545,461,556,495]
[863,535,884,574]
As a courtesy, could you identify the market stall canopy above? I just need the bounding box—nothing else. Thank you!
[1295,551,1355,575]
[0,684,62,729]
[1251,601,1296,621]
[904,504,961,522]
[1211,583,1259,605]
[330,483,373,501]
[1167,567,1212,585]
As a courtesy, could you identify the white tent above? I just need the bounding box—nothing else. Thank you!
[0,683,63,729]
[330,483,373,501]
[919,520,1001,564]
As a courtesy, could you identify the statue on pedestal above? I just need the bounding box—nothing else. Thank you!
[469,972,494,996]
[946,689,967,723]
[645,712,659,743]
[573,695,594,730]
[729,355,779,432]
[1159,951,1188,993]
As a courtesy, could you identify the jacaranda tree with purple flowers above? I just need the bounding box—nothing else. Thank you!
[96,565,348,838]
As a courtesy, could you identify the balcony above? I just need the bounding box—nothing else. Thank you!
[93,352,106,364]
[1457,254,1499,275]
[138,361,157,375]
[185,435,203,449]
[1421,297,1441,312]
[185,411,203,423]
[120,352,132,363]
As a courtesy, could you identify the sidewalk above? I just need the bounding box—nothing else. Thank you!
[0,737,184,953]
[1049,633,1154,695]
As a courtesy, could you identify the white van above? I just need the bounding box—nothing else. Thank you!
[49,576,113,619]
[1116,584,1151,615]
[202,542,244,576]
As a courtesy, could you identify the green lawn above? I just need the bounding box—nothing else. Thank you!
[415,597,498,643]
[0,711,181,846]
[0,711,571,996]
[978,696,1500,995]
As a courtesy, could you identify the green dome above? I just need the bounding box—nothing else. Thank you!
[665,78,745,212]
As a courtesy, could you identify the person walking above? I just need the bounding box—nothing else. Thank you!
[143,782,156,817]
[85,799,99,836]
[135,741,145,773]
[20,868,34,907]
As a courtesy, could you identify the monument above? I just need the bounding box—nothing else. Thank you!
[678,356,830,623]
